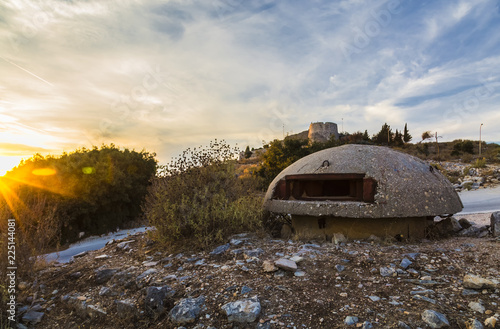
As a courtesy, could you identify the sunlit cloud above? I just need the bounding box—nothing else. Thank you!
[0,0,499,172]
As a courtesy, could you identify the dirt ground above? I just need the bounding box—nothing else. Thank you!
[14,214,500,329]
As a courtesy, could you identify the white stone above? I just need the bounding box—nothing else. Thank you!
[275,258,297,272]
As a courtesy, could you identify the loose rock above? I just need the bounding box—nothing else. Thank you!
[94,268,118,284]
[421,309,450,328]
[380,267,396,277]
[116,299,136,319]
[484,316,497,328]
[468,301,485,314]
[466,318,484,329]
[344,316,358,325]
[22,311,44,324]
[398,321,411,329]
[463,274,499,290]
[210,244,230,256]
[145,286,175,314]
[221,296,261,323]
[169,296,205,325]
[332,233,347,245]
[491,212,500,237]
[362,321,373,329]
[400,258,413,269]
[262,260,278,272]
[275,258,297,272]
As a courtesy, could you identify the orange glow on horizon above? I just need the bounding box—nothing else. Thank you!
[32,168,57,176]
[0,179,25,220]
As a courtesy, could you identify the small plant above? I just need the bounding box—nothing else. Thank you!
[143,140,263,250]
[462,182,473,190]
[473,158,487,168]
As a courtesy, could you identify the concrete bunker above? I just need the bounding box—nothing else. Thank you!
[264,145,463,240]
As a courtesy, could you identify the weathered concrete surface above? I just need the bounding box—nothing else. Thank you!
[264,145,463,219]
[292,215,432,240]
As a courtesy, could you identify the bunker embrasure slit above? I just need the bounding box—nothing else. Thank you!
[272,173,376,203]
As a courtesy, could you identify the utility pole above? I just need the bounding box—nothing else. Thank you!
[479,123,483,156]
[435,132,441,159]
[341,118,343,133]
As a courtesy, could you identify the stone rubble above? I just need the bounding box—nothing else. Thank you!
[15,229,500,328]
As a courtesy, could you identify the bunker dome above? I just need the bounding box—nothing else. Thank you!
[264,144,463,239]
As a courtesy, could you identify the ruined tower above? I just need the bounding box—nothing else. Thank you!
[308,122,339,143]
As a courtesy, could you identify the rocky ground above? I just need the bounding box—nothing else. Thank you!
[432,162,500,191]
[13,214,500,329]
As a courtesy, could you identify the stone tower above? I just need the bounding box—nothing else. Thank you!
[308,122,339,143]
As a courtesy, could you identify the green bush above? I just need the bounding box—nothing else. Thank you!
[1,145,157,244]
[143,140,263,250]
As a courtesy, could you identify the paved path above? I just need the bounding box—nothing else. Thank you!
[457,186,500,215]
[44,226,151,263]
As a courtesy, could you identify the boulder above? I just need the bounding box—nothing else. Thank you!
[221,296,261,323]
[169,296,205,325]
[434,217,462,235]
[459,218,473,229]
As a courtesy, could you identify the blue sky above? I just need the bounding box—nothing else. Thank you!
[1,0,499,173]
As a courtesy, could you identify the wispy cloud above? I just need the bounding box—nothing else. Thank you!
[0,0,499,168]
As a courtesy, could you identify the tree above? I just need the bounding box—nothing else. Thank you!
[2,145,157,243]
[373,123,393,145]
[394,129,404,146]
[362,130,370,141]
[244,146,252,159]
[403,123,412,143]
[421,131,432,143]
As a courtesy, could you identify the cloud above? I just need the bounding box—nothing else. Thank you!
[0,0,500,169]
[0,142,55,156]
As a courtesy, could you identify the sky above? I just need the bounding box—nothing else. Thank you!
[1,0,500,175]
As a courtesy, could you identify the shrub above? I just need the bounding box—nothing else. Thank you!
[2,145,157,243]
[0,186,60,286]
[473,158,487,168]
[143,140,263,250]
